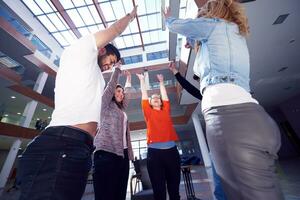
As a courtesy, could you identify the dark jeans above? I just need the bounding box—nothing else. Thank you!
[147,146,181,200]
[93,149,129,200]
[211,162,227,200]
[204,103,284,200]
[18,126,93,200]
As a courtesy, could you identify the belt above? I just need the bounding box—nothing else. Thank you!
[43,126,93,147]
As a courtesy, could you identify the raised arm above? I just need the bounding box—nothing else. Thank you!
[102,63,121,108]
[169,62,202,100]
[157,74,168,101]
[94,6,137,49]
[123,70,131,109]
[136,73,148,100]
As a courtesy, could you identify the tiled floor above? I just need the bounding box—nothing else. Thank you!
[1,157,300,200]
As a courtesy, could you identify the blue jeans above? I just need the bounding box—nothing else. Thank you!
[18,126,93,200]
[212,162,227,200]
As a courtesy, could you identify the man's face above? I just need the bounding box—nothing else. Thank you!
[100,54,118,72]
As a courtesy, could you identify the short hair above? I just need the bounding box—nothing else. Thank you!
[104,43,121,62]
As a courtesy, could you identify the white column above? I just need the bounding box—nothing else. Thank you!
[192,112,211,167]
[20,72,48,128]
[0,139,22,194]
[144,71,150,90]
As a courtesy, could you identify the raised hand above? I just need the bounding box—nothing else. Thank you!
[129,5,138,20]
[136,73,145,80]
[162,6,171,19]
[168,61,178,75]
[157,74,164,82]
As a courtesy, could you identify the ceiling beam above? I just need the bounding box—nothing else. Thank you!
[168,0,180,60]
[24,54,57,78]
[0,122,38,139]
[132,0,145,51]
[8,85,54,108]
[0,63,22,84]
[50,0,81,38]
[0,17,36,53]
[92,0,108,28]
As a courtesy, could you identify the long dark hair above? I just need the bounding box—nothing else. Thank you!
[112,84,124,109]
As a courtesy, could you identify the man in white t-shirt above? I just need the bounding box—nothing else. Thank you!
[18,6,137,200]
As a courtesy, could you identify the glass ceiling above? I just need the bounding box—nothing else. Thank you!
[21,0,187,51]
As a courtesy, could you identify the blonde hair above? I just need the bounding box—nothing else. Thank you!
[198,0,249,36]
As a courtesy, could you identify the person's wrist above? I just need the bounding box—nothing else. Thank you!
[127,13,134,21]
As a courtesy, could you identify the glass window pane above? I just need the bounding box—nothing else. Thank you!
[60,0,74,9]
[56,13,70,28]
[123,35,134,47]
[149,30,159,43]
[122,0,133,13]
[46,0,57,11]
[38,0,54,13]
[66,9,85,27]
[132,34,141,46]
[72,0,86,7]
[114,37,126,49]
[136,0,146,15]
[145,0,157,13]
[88,25,99,34]
[138,16,149,31]
[23,0,43,15]
[60,30,77,45]
[78,6,95,25]
[111,1,125,19]
[78,27,90,36]
[48,13,67,31]
[37,15,57,32]
[147,14,158,29]
[129,20,139,33]
[88,5,102,24]
[52,32,69,46]
[142,32,151,44]
[100,2,116,21]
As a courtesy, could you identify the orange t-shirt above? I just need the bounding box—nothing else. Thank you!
[142,100,178,144]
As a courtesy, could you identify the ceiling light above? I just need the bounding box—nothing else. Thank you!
[4,114,8,117]
[17,112,21,115]
[37,118,40,120]
[273,14,289,25]
[42,108,47,111]
[11,96,16,99]
[48,116,51,119]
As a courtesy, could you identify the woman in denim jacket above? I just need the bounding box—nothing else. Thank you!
[93,63,134,200]
[163,0,283,199]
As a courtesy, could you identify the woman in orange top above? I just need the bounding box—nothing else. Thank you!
[136,73,180,200]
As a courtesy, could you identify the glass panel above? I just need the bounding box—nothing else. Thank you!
[149,30,159,43]
[138,16,149,31]
[88,25,100,34]
[100,2,116,22]
[52,32,69,46]
[123,35,134,47]
[60,0,75,9]
[142,32,151,44]
[132,34,141,46]
[60,30,77,45]
[72,0,86,7]
[145,0,157,13]
[37,15,57,32]
[88,5,102,24]
[121,0,133,13]
[114,37,126,49]
[37,0,54,13]
[48,13,67,31]
[129,20,139,33]
[66,9,85,27]
[77,6,95,25]
[111,1,126,19]
[136,0,146,15]
[22,0,43,15]
[147,14,158,29]
[78,27,90,36]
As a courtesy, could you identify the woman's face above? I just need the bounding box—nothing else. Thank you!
[114,87,124,103]
[150,94,162,108]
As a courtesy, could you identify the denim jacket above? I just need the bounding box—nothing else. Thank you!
[166,17,250,94]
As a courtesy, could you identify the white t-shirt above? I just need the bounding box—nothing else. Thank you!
[48,34,105,127]
[201,83,258,112]
[123,111,128,149]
